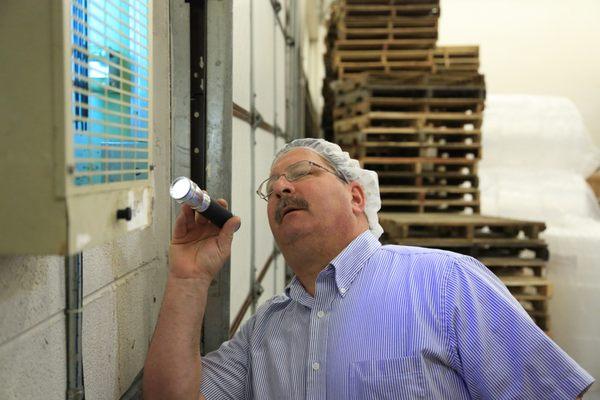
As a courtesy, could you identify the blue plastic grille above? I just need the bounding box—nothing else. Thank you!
[70,0,150,186]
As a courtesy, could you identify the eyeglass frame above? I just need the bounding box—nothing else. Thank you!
[256,159,348,201]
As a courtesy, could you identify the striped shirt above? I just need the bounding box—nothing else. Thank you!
[200,230,594,399]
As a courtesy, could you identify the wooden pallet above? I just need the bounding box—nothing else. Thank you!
[361,155,478,165]
[376,169,479,188]
[339,136,482,148]
[505,277,552,296]
[479,257,547,267]
[396,240,550,260]
[478,257,547,277]
[330,71,485,96]
[382,201,480,213]
[360,159,479,186]
[338,3,440,19]
[434,46,480,72]
[333,98,484,119]
[379,212,549,259]
[379,212,546,239]
[341,141,481,160]
[334,49,436,77]
[334,111,483,134]
[332,38,438,52]
[336,125,482,138]
[340,0,440,5]
[338,26,438,41]
[379,186,480,213]
[331,72,485,97]
[334,100,372,118]
[503,276,553,303]
[335,127,482,149]
[339,14,438,29]
[334,88,485,105]
[380,185,479,196]
[332,46,480,78]
[362,158,479,179]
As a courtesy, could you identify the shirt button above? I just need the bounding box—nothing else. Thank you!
[312,362,320,371]
[340,288,347,294]
[317,310,325,319]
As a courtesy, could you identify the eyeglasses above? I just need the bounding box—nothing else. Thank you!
[256,160,347,201]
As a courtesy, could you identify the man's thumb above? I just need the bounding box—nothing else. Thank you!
[218,216,241,249]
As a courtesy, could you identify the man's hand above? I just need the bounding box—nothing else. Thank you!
[169,201,241,282]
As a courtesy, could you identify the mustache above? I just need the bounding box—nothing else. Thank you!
[275,196,309,224]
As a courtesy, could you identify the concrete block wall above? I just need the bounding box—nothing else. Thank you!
[0,1,172,398]
[0,256,66,398]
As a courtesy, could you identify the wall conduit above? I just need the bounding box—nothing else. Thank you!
[65,253,85,400]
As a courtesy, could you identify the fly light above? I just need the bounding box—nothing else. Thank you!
[170,177,234,228]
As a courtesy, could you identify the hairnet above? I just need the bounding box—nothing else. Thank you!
[273,138,383,238]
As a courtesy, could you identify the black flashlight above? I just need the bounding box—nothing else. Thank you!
[169,176,234,228]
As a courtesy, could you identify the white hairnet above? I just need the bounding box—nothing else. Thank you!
[273,138,383,238]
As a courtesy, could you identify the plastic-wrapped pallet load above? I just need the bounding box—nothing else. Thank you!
[480,95,600,394]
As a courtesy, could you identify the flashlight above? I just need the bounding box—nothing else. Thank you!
[170,176,234,228]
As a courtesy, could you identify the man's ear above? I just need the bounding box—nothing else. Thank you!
[349,181,367,214]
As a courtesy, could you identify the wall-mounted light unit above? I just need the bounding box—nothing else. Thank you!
[0,0,154,255]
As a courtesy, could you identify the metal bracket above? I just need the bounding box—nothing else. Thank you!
[270,0,295,46]
[250,110,263,130]
[252,281,264,297]
[270,0,282,13]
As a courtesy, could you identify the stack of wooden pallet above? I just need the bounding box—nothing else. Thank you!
[321,0,553,333]
[324,0,481,78]
[333,71,485,213]
[323,0,448,139]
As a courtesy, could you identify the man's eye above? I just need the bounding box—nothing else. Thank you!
[291,171,310,181]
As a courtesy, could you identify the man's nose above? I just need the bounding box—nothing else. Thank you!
[271,175,295,198]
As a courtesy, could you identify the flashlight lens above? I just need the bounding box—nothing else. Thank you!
[170,177,192,200]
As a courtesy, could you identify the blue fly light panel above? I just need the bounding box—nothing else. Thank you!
[70,0,151,187]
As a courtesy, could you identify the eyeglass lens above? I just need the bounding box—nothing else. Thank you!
[265,161,313,194]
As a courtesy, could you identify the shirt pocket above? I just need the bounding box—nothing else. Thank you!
[348,356,427,400]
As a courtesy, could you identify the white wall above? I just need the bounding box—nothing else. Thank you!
[302,0,329,127]
[439,0,600,147]
[230,0,288,327]
[0,1,171,398]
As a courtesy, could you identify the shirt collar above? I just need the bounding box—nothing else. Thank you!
[284,275,315,308]
[330,230,381,297]
[284,230,381,300]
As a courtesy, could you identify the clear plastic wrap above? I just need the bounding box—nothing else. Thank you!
[480,95,600,176]
[480,168,600,223]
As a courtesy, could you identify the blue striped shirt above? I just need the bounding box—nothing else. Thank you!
[201,231,594,399]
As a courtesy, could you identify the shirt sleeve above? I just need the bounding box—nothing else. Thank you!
[444,255,595,399]
[200,316,254,400]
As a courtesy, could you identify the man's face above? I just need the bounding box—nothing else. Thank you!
[266,148,355,247]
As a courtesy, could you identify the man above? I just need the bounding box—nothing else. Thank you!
[144,138,594,399]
